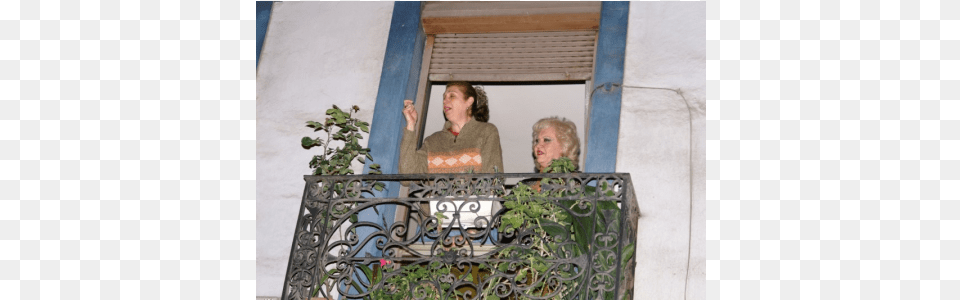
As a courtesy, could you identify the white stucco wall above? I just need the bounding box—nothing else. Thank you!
[255,2,393,296]
[618,2,706,300]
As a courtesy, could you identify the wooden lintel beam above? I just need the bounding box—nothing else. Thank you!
[422,13,601,34]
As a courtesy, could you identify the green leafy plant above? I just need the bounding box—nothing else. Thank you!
[372,259,472,300]
[302,104,385,223]
[312,259,391,300]
[382,158,634,299]
[486,159,578,299]
[302,104,381,177]
[550,158,635,300]
[353,259,391,299]
[303,146,636,299]
[311,269,339,299]
[302,104,389,299]
[488,157,634,300]
[538,156,579,175]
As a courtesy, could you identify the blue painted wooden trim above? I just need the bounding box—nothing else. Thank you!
[357,1,425,259]
[585,1,629,173]
[255,1,273,67]
[364,1,424,192]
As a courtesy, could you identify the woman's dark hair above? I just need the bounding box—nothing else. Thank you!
[446,81,490,122]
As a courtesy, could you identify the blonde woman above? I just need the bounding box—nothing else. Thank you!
[531,116,580,172]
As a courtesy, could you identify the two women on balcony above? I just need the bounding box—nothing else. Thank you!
[399,81,504,174]
[398,81,581,175]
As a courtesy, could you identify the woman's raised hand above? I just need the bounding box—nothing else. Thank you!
[402,99,417,131]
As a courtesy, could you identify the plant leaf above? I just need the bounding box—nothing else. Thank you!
[540,221,566,237]
[306,121,324,129]
[621,242,635,267]
[357,263,376,285]
[301,137,314,148]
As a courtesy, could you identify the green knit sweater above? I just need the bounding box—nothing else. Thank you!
[400,119,504,174]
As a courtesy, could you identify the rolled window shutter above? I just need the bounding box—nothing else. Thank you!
[428,30,597,82]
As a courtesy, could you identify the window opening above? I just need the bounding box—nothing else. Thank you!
[423,82,587,174]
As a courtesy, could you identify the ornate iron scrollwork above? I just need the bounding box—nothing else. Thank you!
[281,173,639,300]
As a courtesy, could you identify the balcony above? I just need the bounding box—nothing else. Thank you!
[281,173,640,300]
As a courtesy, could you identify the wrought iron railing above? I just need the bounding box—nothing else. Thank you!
[282,173,640,300]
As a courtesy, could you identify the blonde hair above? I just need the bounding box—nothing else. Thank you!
[531,117,580,172]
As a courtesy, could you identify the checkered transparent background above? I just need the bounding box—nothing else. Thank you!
[707,0,957,299]
[5,0,255,299]
[3,0,956,299]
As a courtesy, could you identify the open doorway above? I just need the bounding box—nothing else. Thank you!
[423,83,587,173]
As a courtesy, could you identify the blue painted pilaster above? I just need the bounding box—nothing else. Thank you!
[255,1,273,67]
[358,0,425,253]
[364,0,424,182]
[585,1,629,173]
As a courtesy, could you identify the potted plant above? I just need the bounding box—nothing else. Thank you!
[299,104,385,300]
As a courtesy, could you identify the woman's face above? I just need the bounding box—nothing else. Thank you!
[442,86,473,122]
[534,126,563,171]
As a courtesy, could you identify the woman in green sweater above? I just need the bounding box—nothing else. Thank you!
[399,82,503,174]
